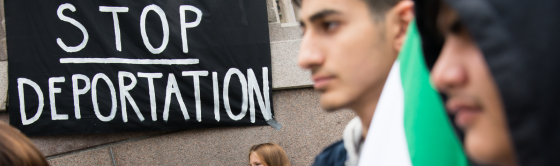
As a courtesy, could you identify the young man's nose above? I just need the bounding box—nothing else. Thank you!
[297,37,325,70]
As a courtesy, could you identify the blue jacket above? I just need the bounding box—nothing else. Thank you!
[312,140,347,166]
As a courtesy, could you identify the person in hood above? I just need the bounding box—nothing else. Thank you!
[415,0,560,165]
[292,0,414,165]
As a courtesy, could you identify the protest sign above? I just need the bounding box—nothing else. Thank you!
[6,0,274,135]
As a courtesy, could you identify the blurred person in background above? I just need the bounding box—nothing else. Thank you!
[293,0,416,165]
[0,122,49,166]
[415,0,560,165]
[248,143,291,166]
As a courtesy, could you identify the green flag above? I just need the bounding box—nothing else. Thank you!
[358,20,468,166]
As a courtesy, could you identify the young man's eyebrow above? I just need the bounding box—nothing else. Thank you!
[309,9,339,22]
[300,9,339,28]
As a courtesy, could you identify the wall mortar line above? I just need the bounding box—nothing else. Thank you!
[110,147,117,166]
[270,39,302,44]
[45,131,177,160]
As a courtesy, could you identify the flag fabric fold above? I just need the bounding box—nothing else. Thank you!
[358,21,468,166]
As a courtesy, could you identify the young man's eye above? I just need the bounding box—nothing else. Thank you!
[322,21,339,32]
[300,22,306,36]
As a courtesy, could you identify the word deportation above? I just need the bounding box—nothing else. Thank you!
[57,3,202,54]
[17,68,272,125]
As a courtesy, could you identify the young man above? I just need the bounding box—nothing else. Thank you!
[415,0,560,165]
[295,0,414,165]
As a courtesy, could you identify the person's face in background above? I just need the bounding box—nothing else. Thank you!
[432,3,516,166]
[249,152,267,166]
[298,0,412,111]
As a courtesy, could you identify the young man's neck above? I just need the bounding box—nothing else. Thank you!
[350,83,385,139]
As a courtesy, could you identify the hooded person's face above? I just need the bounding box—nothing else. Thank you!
[432,3,516,166]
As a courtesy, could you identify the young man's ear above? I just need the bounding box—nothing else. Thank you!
[386,0,414,52]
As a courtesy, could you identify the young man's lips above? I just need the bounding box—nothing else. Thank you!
[312,76,333,89]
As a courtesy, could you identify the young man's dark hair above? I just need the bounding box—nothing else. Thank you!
[415,0,560,165]
[292,0,402,19]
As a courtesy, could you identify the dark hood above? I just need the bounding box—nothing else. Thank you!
[414,0,560,165]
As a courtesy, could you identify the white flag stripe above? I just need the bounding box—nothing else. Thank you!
[358,61,412,166]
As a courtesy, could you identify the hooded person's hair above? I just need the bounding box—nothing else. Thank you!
[414,0,560,165]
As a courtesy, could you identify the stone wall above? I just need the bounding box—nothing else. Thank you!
[0,0,8,111]
[0,0,356,165]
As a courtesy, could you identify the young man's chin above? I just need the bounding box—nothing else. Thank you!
[321,105,342,112]
[319,94,349,112]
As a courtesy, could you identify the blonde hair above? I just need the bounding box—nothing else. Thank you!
[0,122,49,166]
[249,143,291,166]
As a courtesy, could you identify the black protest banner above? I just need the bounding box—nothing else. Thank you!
[6,0,274,136]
